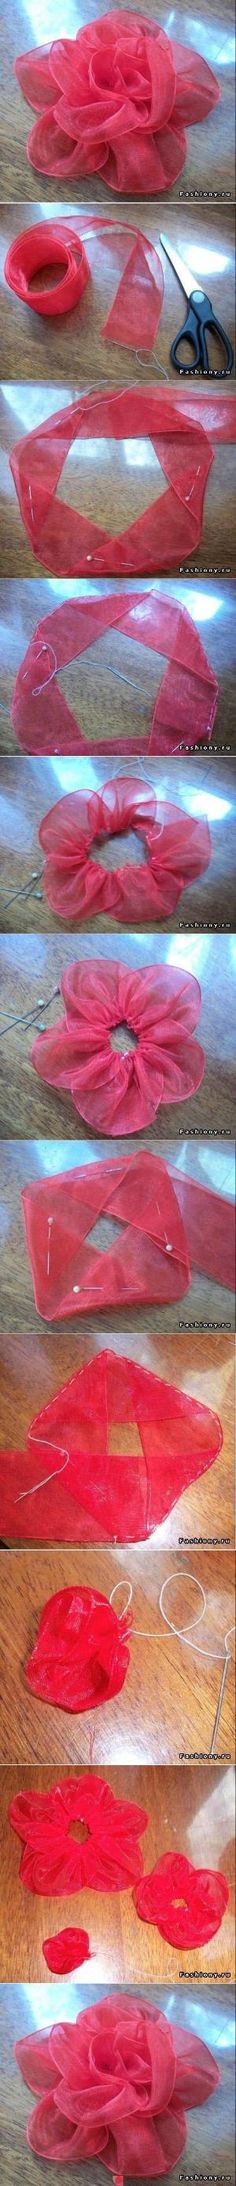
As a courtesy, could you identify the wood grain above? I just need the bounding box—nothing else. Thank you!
[0,1761,234,1983]
[1,754,236,935]
[0,1136,234,1335]
[1,201,235,385]
[1,576,235,754]
[0,1980,235,2186]
[0,1328,234,1550]
[0,1547,234,1765]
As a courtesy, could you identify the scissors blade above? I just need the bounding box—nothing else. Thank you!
[160,234,194,300]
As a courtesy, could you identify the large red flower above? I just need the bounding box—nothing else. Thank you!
[24,1584,132,1712]
[39,781,211,926]
[15,1990,220,2174]
[15,11,219,191]
[9,1770,147,1894]
[134,1852,229,1950]
[31,959,205,1135]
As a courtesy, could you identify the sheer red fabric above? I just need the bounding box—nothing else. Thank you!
[11,588,219,757]
[39,781,211,924]
[15,1990,220,2175]
[21,1151,235,1323]
[24,1584,132,1711]
[31,960,205,1134]
[9,1769,147,1892]
[10,389,236,580]
[4,216,164,346]
[14,11,219,191]
[134,1852,229,1948]
[43,1929,91,1972]
[0,1348,222,1544]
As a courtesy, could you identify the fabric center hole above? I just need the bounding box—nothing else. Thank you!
[87,1214,124,1252]
[58,438,166,534]
[91,826,146,871]
[68,1819,89,1844]
[29,260,67,293]
[110,1020,138,1053]
[172,1897,187,1909]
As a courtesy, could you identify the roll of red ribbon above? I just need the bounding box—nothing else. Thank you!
[4,215,163,339]
[4,222,90,318]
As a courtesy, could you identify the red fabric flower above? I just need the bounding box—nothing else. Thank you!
[11,588,219,757]
[0,1348,222,1544]
[15,11,219,191]
[43,1928,91,1973]
[134,1852,229,1950]
[9,1769,147,1893]
[15,1990,220,2174]
[39,781,211,925]
[24,1584,132,1712]
[21,1149,235,1323]
[31,960,205,1135]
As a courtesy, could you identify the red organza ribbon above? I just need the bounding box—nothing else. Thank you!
[0,1347,222,1544]
[15,1990,220,2174]
[4,216,164,346]
[39,781,211,924]
[24,1584,132,1711]
[10,388,236,579]
[31,960,205,1134]
[43,1928,91,1972]
[9,1770,147,1891]
[14,10,219,191]
[134,1852,229,1949]
[21,1151,235,1322]
[11,587,219,756]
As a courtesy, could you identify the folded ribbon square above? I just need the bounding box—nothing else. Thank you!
[21,1150,191,1320]
[11,586,219,755]
[31,959,205,1134]
[14,10,220,192]
[38,780,211,924]
[15,1990,220,2176]
[10,388,236,580]
[0,1346,222,1543]
[9,1768,147,1890]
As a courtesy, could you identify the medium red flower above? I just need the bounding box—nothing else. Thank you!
[24,1584,132,1712]
[9,1770,147,1894]
[42,1928,90,1973]
[134,1852,229,1949]
[31,959,205,1135]
[15,12,219,191]
[15,1990,220,2175]
[39,781,211,926]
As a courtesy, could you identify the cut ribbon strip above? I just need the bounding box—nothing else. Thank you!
[24,1584,132,1710]
[42,1928,91,1972]
[10,388,236,579]
[21,1150,235,1323]
[31,959,205,1134]
[39,781,211,924]
[4,216,164,346]
[134,1851,229,1948]
[0,1347,223,1543]
[14,9,220,191]
[15,1990,220,2175]
[11,586,219,756]
[9,1769,147,1891]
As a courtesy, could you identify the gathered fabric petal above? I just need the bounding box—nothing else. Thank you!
[15,11,219,193]
[31,959,205,1135]
[21,1149,235,1322]
[4,216,164,349]
[10,387,236,581]
[15,1989,220,2176]
[0,1346,222,1544]
[39,780,211,925]
[11,587,219,757]
[134,1851,229,1949]
[24,1584,132,1712]
[43,1928,91,1973]
[9,1768,147,1893]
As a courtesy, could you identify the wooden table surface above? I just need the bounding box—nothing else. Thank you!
[0,753,236,935]
[1,382,236,579]
[0,1760,234,1984]
[0,1546,234,1766]
[1,576,235,754]
[0,1327,234,1551]
[0,0,234,201]
[1,1979,234,2186]
[1,200,235,386]
[0,931,235,1141]
[0,1137,234,1335]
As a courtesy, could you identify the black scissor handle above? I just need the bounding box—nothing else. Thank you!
[171,288,234,376]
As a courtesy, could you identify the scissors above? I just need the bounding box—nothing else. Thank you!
[160,233,234,377]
